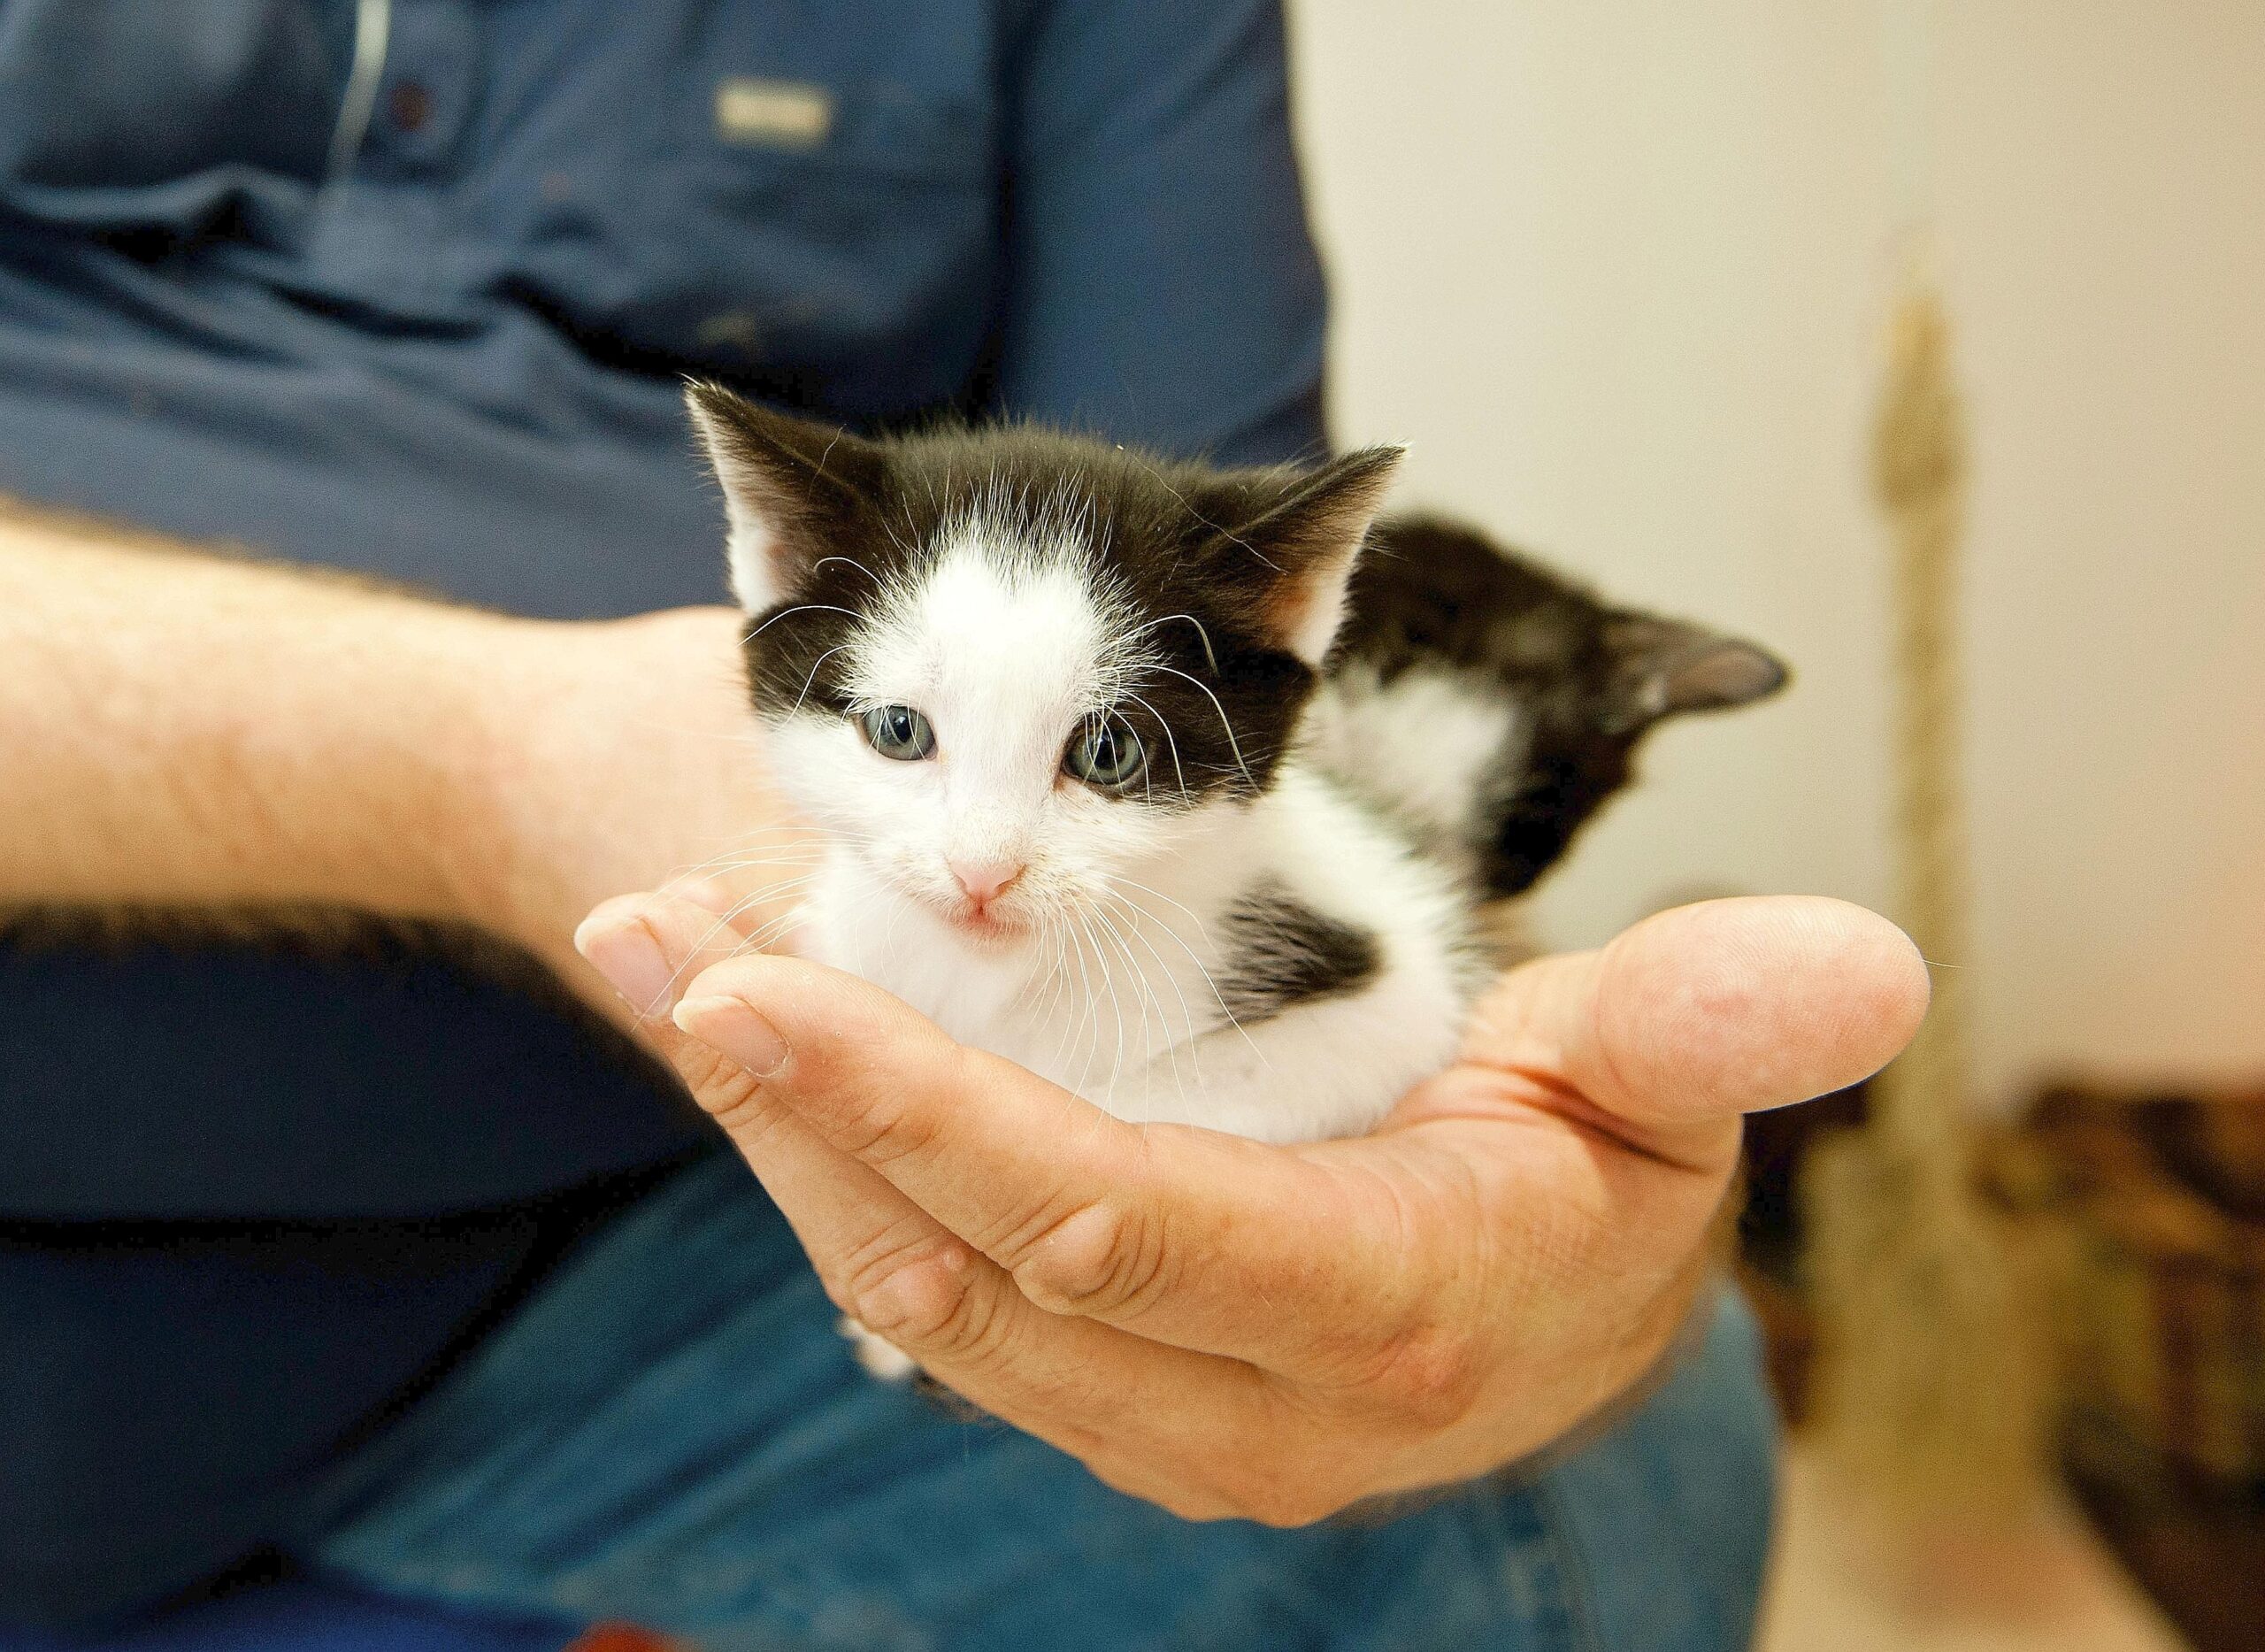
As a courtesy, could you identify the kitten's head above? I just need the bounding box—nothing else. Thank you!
[688,382,1400,945]
[1335,517,1789,898]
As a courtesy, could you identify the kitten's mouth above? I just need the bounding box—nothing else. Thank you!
[948,903,1029,945]
[905,882,1032,945]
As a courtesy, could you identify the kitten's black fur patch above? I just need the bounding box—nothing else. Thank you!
[1335,518,1787,896]
[1213,881,1380,1025]
[692,385,1396,809]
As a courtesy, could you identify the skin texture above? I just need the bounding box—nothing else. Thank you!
[579,887,1928,1525]
[0,507,795,1025]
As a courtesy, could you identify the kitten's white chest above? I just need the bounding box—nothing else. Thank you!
[802,880,1026,1045]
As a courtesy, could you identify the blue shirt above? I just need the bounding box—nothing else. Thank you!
[0,0,1326,1624]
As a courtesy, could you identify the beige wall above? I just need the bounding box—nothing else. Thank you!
[1287,1,2265,1107]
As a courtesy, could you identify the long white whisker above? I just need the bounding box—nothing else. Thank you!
[1092,897,1188,1111]
[789,646,850,718]
[1094,890,1206,1096]
[1121,611,1223,675]
[1104,872,1215,941]
[639,876,826,1013]
[1148,663,1255,787]
[810,554,881,586]
[742,603,864,642]
[1079,907,1128,1100]
[1088,901,1154,1102]
[1120,689,1188,797]
[1097,885,1264,1064]
[1062,911,1102,1096]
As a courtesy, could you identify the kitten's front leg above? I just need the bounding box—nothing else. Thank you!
[842,1318,918,1380]
[761,878,925,1379]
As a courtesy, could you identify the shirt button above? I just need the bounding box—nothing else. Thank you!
[388,81,434,134]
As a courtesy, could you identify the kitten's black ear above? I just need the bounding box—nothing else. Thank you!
[1597,614,1789,735]
[685,381,889,611]
[1207,446,1404,665]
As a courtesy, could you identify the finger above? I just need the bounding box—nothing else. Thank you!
[575,884,759,1023]
[1448,895,1930,1169]
[579,892,1049,1341]
[670,949,1421,1381]
[576,892,1300,1510]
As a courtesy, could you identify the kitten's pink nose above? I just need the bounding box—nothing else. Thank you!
[948,858,1025,908]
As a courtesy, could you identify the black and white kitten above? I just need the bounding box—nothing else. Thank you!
[687,381,1783,1169]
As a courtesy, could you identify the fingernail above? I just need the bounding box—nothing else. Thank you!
[576,912,676,1013]
[673,995,791,1079]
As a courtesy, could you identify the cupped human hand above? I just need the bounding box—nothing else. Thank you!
[575,887,1926,1523]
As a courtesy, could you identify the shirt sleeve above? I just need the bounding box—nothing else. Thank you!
[991,0,1330,467]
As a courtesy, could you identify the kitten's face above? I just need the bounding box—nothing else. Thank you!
[763,525,1206,943]
[687,386,1400,947]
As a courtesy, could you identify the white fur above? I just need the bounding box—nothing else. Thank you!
[698,448,790,613]
[1306,664,1526,847]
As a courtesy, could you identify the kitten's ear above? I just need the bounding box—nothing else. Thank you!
[685,381,888,611]
[1212,446,1404,665]
[1597,614,1789,735]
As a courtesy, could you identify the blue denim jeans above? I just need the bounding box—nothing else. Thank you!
[294,1152,1774,1651]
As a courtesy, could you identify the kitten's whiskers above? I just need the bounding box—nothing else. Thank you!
[1148,663,1255,788]
[742,603,863,642]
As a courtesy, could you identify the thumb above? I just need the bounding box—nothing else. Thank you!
[1471,895,1931,1161]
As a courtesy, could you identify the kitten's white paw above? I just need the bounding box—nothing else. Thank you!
[840,1315,917,1381]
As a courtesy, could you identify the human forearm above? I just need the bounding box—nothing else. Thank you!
[0,500,787,991]
[0,503,536,926]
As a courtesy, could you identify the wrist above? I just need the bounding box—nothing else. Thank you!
[446,604,778,965]
[430,611,611,960]
[417,608,580,949]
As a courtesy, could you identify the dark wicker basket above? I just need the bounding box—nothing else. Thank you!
[1982,1082,2265,1497]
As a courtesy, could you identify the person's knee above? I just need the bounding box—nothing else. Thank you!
[1530,1289,1778,1652]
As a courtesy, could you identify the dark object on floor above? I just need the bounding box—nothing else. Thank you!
[1977,1080,2265,1652]
[2068,1462,2265,1652]
[1737,1079,1871,1272]
[1737,1074,2265,1652]
[1981,1081,2265,1493]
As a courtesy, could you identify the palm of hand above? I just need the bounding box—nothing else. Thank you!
[577,885,1924,1523]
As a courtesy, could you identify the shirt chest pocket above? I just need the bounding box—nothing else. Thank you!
[0,0,338,225]
[586,65,999,419]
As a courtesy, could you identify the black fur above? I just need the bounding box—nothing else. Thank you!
[1213,881,1381,1024]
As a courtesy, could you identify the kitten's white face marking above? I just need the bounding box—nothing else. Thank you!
[767,519,1206,946]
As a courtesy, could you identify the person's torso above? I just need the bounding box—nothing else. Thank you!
[0,2,1018,1620]
[0,0,1014,608]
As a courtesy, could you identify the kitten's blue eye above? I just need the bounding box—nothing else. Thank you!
[861,704,935,761]
[1064,715,1147,789]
